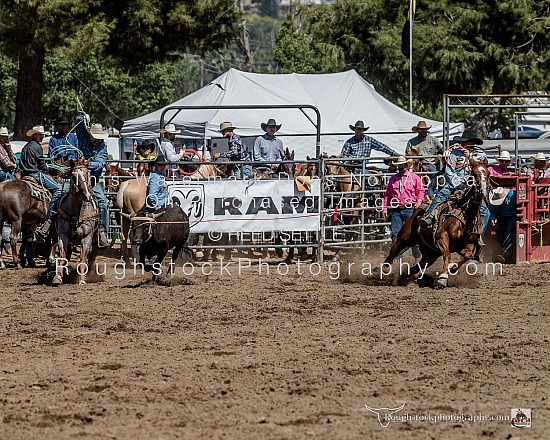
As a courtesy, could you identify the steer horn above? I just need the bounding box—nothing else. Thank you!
[119,212,132,219]
[152,212,164,220]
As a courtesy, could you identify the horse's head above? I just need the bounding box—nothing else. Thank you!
[274,148,295,177]
[69,159,93,202]
[471,159,491,202]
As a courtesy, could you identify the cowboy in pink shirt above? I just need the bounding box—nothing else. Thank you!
[488,151,514,176]
[382,156,424,261]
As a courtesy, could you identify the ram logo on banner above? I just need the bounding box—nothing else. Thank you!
[169,183,205,228]
[166,179,321,233]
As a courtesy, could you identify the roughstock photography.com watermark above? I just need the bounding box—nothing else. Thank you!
[55,258,505,281]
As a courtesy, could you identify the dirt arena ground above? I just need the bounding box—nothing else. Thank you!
[0,252,547,439]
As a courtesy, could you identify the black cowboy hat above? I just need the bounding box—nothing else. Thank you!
[151,154,168,166]
[55,117,70,125]
[453,129,483,145]
[261,118,282,132]
[136,140,155,153]
[349,120,369,131]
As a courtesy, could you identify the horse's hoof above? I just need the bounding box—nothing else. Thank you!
[79,280,87,285]
[15,264,22,270]
[52,275,63,286]
[0,263,5,270]
[434,277,448,288]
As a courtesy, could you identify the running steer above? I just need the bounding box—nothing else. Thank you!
[128,205,192,277]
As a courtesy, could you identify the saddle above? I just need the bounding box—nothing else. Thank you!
[21,176,52,203]
[425,188,484,238]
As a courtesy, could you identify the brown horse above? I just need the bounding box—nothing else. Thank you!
[384,158,491,288]
[53,159,100,285]
[0,178,50,269]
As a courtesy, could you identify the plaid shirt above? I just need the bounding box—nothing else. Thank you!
[341,135,397,159]
[0,141,17,172]
[220,133,251,162]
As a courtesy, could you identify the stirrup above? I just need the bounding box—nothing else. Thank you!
[98,229,111,249]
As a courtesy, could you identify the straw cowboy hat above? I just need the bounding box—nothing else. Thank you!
[489,187,511,206]
[412,121,432,132]
[151,154,168,166]
[261,118,281,132]
[26,125,50,137]
[295,176,311,192]
[219,121,236,133]
[452,129,483,145]
[392,155,412,166]
[89,123,109,140]
[0,127,9,137]
[531,152,547,162]
[349,120,369,131]
[160,123,181,134]
[496,151,513,161]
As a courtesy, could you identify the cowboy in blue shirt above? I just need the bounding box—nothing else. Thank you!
[48,117,79,160]
[146,155,169,212]
[339,120,398,164]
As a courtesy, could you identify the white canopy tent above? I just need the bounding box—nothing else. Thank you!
[121,69,464,158]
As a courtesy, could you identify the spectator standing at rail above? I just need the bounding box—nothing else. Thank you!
[159,123,186,177]
[253,118,284,173]
[488,151,514,176]
[214,121,252,179]
[0,126,17,182]
[48,117,78,159]
[382,155,424,263]
[338,120,398,166]
[405,121,444,172]
[489,187,517,264]
[526,152,550,181]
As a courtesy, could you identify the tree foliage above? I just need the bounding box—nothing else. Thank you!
[274,0,550,117]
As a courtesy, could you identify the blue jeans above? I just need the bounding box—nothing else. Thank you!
[27,172,63,219]
[390,207,421,258]
[0,170,15,181]
[235,164,252,180]
[426,185,490,233]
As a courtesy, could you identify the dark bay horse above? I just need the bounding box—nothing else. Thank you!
[53,159,100,285]
[0,179,50,269]
[384,158,491,288]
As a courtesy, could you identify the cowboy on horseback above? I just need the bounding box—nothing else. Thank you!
[421,129,490,259]
[19,125,63,219]
[0,127,17,182]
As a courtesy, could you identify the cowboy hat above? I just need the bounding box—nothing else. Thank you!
[136,140,155,152]
[88,123,108,140]
[151,154,168,166]
[452,129,483,145]
[392,155,412,166]
[295,176,311,192]
[55,117,70,125]
[531,152,547,162]
[261,118,281,132]
[26,125,50,137]
[412,121,432,132]
[349,120,369,131]
[496,151,512,161]
[0,127,9,137]
[160,123,181,134]
[219,121,236,133]
[489,187,511,206]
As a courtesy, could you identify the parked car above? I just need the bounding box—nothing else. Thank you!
[489,125,548,139]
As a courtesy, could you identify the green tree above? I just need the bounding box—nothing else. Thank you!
[0,0,241,139]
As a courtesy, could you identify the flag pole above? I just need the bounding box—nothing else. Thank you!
[409,0,413,113]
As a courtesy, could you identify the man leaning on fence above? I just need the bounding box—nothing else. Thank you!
[338,120,398,167]
[405,121,443,172]
[214,121,252,179]
[253,118,284,174]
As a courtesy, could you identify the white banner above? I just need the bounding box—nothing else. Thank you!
[167,178,321,233]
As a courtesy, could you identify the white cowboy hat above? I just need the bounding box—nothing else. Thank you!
[496,151,512,161]
[531,152,547,162]
[26,125,50,137]
[0,127,9,137]
[89,123,109,140]
[159,123,181,134]
[412,121,432,132]
[392,155,411,166]
[489,187,510,206]
[219,121,236,133]
[295,176,311,192]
